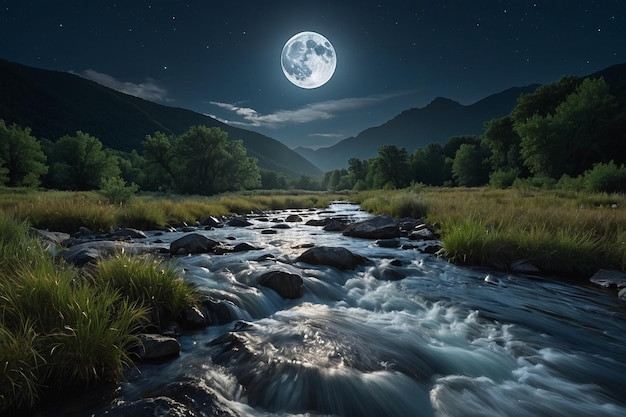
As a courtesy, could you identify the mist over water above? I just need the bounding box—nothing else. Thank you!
[69,202,626,416]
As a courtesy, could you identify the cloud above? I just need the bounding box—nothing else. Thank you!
[308,132,345,139]
[209,91,409,129]
[72,69,170,102]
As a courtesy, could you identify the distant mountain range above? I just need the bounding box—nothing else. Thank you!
[0,59,322,178]
[293,87,538,170]
[295,62,626,171]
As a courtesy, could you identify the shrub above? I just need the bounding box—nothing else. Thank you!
[489,169,519,188]
[583,161,626,193]
[99,176,139,205]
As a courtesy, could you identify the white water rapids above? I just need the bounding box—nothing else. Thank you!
[53,202,626,416]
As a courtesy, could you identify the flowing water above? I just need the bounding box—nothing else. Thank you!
[47,202,626,417]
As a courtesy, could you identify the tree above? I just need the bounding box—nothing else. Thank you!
[410,143,449,186]
[517,77,619,177]
[142,131,179,189]
[145,126,260,195]
[452,143,490,186]
[370,145,410,189]
[0,119,48,187]
[47,131,119,190]
[511,76,579,123]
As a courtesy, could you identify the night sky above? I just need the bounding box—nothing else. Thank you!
[1,1,625,149]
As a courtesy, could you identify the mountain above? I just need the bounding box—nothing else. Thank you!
[0,59,322,178]
[297,61,626,172]
[294,86,539,171]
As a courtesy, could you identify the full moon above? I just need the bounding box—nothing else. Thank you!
[281,31,336,89]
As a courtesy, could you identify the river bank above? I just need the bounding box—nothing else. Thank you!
[9,201,626,416]
[1,193,624,415]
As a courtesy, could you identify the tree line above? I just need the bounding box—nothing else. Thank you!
[2,75,626,197]
[320,76,626,193]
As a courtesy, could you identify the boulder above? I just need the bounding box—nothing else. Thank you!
[409,228,437,241]
[227,217,253,227]
[170,233,218,255]
[305,218,331,226]
[375,239,400,248]
[233,242,257,252]
[296,246,368,270]
[342,215,401,239]
[285,214,303,222]
[182,305,210,329]
[109,228,148,239]
[137,334,180,360]
[271,223,291,229]
[261,229,277,234]
[589,269,626,289]
[201,216,223,228]
[323,219,349,232]
[259,270,304,299]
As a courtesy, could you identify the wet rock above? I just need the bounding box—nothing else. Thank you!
[296,246,368,270]
[376,238,400,248]
[180,226,197,233]
[201,297,237,324]
[343,214,401,239]
[305,218,331,226]
[233,242,257,252]
[104,397,195,417]
[137,334,180,360]
[30,228,70,246]
[261,229,277,234]
[378,267,408,281]
[323,219,349,232]
[619,287,626,300]
[182,305,210,329]
[227,217,253,227]
[104,376,241,417]
[271,223,291,229]
[58,240,163,266]
[201,216,223,228]
[285,214,303,222]
[259,270,304,299]
[420,243,443,254]
[409,228,437,241]
[590,269,626,289]
[170,233,218,255]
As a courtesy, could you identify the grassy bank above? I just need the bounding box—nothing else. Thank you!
[0,188,345,233]
[0,212,198,413]
[356,187,626,276]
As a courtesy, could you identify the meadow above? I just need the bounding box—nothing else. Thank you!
[356,187,626,276]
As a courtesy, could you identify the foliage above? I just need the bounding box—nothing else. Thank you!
[0,212,154,412]
[369,145,410,189]
[451,143,491,186]
[143,126,261,195]
[517,77,619,177]
[410,143,450,186]
[99,176,139,205]
[94,253,198,324]
[0,119,48,187]
[357,187,626,275]
[489,168,520,188]
[46,131,120,190]
[582,161,626,193]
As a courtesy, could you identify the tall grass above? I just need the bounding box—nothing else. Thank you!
[357,187,626,276]
[0,211,200,412]
[1,190,344,233]
[94,253,199,325]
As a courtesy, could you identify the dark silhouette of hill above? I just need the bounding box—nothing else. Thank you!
[0,59,322,178]
[295,61,626,171]
[294,86,538,171]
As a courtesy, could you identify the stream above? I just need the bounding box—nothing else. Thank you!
[41,202,626,417]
